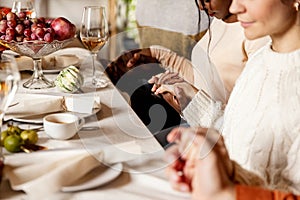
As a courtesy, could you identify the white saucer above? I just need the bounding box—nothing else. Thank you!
[61,163,123,192]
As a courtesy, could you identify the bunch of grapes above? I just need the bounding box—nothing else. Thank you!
[0,11,55,43]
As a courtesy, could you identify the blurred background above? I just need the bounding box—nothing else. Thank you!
[0,0,209,63]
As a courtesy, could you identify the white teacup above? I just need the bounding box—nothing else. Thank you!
[43,113,85,140]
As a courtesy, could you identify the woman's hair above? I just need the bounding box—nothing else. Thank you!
[194,0,212,56]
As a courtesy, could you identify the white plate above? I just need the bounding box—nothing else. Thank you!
[61,163,123,192]
[42,54,81,74]
[11,52,81,73]
[11,108,101,124]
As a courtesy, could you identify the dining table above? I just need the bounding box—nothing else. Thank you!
[0,45,191,200]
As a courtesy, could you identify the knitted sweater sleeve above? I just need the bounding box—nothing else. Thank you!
[150,45,227,130]
[278,130,300,194]
[182,90,224,130]
[149,45,196,87]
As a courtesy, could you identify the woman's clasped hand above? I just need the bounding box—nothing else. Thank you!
[148,71,198,113]
[166,127,233,195]
[165,127,300,200]
[164,127,235,200]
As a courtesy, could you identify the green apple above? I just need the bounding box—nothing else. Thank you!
[1,130,12,146]
[7,126,22,135]
[20,130,38,144]
[4,135,23,153]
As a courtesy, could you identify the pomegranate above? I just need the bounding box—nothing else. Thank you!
[50,17,76,41]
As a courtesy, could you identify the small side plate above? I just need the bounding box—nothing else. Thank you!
[11,108,101,124]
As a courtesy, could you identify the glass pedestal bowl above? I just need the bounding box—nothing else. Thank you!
[0,38,73,89]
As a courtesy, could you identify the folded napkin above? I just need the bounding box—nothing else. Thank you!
[4,141,142,198]
[5,93,101,120]
[5,149,102,197]
[16,54,80,71]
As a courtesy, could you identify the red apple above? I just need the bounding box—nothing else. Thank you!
[50,17,76,41]
[0,7,11,16]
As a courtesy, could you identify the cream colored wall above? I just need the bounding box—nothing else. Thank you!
[0,0,108,26]
[34,0,109,48]
[0,0,12,7]
[35,0,108,26]
[0,0,131,58]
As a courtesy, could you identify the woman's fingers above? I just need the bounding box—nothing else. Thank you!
[174,86,190,109]
[154,85,170,95]
[107,52,132,70]
[157,71,182,85]
[165,145,191,192]
[159,91,182,113]
[148,71,185,95]
[170,179,191,192]
[167,127,186,143]
[160,74,184,85]
[151,84,159,93]
[127,52,141,67]
[167,127,215,160]
[164,145,181,163]
[158,71,175,84]
[148,75,160,92]
[166,167,191,192]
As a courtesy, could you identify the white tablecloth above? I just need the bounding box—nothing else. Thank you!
[0,47,190,200]
[1,156,191,200]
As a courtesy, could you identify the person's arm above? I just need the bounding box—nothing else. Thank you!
[234,113,300,193]
[149,46,195,85]
[165,127,300,200]
[181,90,224,130]
[236,185,300,200]
[106,46,195,85]
[150,45,229,130]
[276,126,300,193]
[165,127,236,199]
[105,48,159,84]
[149,70,226,130]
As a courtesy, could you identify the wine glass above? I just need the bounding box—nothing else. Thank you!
[0,54,20,184]
[80,6,109,88]
[11,0,36,19]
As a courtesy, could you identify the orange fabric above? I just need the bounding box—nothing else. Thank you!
[236,185,300,200]
[273,191,300,200]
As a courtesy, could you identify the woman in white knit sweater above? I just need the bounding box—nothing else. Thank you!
[153,0,300,195]
[106,0,269,148]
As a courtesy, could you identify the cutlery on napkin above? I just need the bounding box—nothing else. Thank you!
[4,93,101,122]
[3,141,142,198]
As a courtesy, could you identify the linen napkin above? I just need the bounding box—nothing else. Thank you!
[5,93,101,121]
[15,54,80,71]
[4,149,102,197]
[3,141,142,198]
